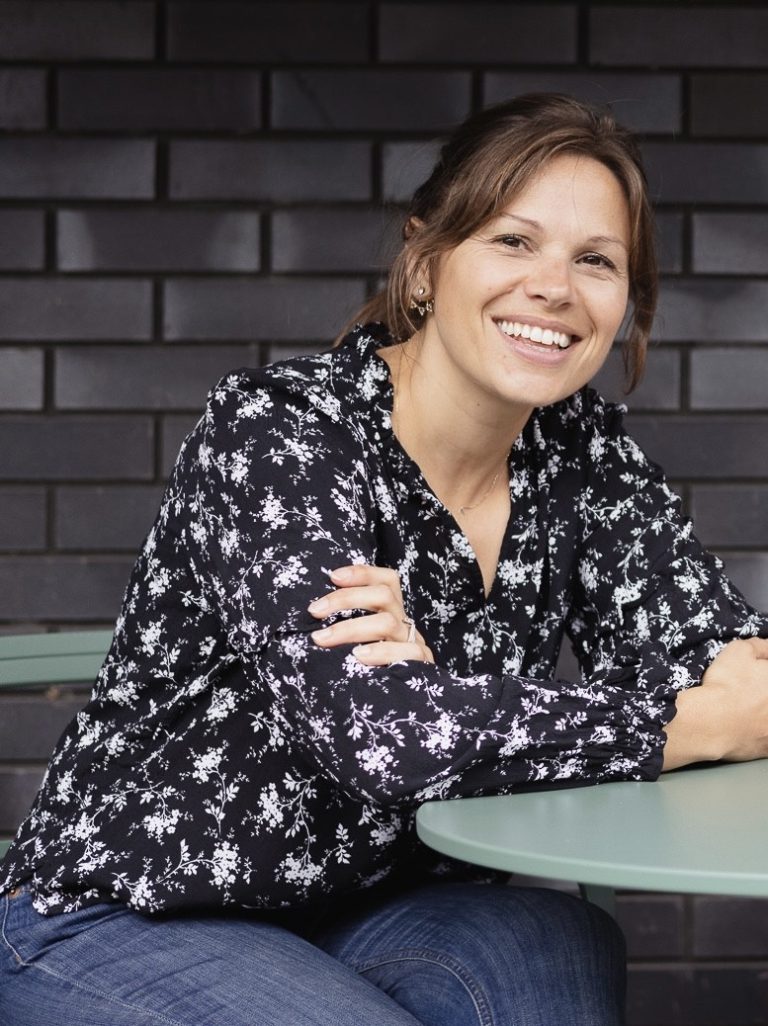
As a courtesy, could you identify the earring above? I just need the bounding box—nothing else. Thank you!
[409,286,434,317]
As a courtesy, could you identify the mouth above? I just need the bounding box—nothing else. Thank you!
[495,319,579,350]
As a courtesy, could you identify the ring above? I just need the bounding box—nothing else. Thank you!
[402,617,417,644]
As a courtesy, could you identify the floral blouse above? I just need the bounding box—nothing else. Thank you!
[3,323,767,917]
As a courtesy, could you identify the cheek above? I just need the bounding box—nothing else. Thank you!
[594,287,629,340]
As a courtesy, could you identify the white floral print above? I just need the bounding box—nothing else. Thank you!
[2,323,767,917]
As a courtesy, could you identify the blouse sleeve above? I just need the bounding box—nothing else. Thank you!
[184,374,683,808]
[567,391,768,710]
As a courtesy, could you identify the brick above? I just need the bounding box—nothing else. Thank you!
[693,896,768,957]
[628,965,768,1026]
[169,140,371,202]
[591,6,768,68]
[0,69,46,130]
[719,553,768,612]
[691,486,768,549]
[167,1,368,63]
[272,70,470,132]
[161,414,202,477]
[655,279,768,344]
[616,894,684,959]
[58,210,261,273]
[0,210,44,271]
[484,72,681,134]
[643,142,768,205]
[58,70,261,133]
[0,138,154,200]
[693,214,768,275]
[656,212,684,275]
[382,140,443,205]
[272,209,398,273]
[691,349,768,410]
[55,345,259,411]
[265,342,332,364]
[164,278,367,342]
[379,4,576,64]
[627,415,768,479]
[55,485,164,551]
[687,968,768,1026]
[0,767,44,835]
[0,1,154,61]
[0,417,153,481]
[0,279,152,342]
[0,693,87,760]
[0,487,46,551]
[591,347,680,411]
[0,349,44,410]
[0,556,131,621]
[627,966,686,1026]
[692,74,768,138]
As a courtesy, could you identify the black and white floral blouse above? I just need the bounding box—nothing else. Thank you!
[3,323,767,917]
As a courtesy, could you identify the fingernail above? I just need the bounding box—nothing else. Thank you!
[312,628,332,642]
[353,644,368,657]
[308,597,329,614]
[330,567,352,582]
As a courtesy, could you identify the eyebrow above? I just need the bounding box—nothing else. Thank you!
[585,234,629,252]
[495,214,628,251]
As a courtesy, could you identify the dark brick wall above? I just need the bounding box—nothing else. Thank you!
[1,3,766,1022]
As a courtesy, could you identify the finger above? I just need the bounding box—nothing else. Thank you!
[311,610,406,648]
[329,564,403,599]
[308,584,402,620]
[353,641,433,666]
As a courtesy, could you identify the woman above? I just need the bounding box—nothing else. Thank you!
[2,93,768,1026]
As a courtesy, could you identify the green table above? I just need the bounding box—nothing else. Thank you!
[416,761,768,916]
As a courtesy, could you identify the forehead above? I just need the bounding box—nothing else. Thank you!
[493,154,630,238]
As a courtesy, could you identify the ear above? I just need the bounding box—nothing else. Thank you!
[403,215,426,241]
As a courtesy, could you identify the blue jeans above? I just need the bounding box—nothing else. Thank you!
[0,882,625,1025]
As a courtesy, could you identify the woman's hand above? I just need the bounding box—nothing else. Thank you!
[308,564,434,666]
[663,637,768,770]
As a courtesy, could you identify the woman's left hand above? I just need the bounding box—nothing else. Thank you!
[308,564,434,666]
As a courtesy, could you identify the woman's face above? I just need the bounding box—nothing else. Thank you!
[421,153,632,416]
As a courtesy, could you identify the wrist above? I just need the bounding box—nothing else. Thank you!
[662,686,725,771]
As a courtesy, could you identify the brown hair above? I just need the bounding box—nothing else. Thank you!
[341,93,657,392]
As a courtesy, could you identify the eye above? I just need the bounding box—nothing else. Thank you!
[495,234,529,251]
[579,251,617,271]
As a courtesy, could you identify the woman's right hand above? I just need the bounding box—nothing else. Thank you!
[663,637,768,770]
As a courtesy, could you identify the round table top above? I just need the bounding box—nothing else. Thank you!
[416,761,768,897]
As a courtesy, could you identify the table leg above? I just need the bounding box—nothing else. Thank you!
[579,883,616,918]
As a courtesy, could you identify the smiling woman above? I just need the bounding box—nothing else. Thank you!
[373,153,634,596]
[2,94,768,1026]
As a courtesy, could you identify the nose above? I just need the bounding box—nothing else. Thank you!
[523,254,574,307]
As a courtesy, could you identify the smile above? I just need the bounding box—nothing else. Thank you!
[496,320,573,349]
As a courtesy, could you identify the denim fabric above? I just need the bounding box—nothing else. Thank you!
[314,884,626,1026]
[0,883,625,1025]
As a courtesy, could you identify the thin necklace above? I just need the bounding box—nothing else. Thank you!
[456,467,504,517]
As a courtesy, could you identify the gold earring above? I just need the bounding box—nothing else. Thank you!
[409,286,434,316]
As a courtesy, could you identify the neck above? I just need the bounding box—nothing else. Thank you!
[382,336,528,512]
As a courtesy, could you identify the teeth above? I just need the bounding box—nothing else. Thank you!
[498,320,572,349]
